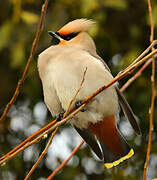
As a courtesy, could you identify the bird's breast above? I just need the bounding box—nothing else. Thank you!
[38,49,119,128]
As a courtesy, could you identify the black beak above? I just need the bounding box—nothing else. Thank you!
[48,31,57,38]
[48,31,61,45]
[48,31,61,40]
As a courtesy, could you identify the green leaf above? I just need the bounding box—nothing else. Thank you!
[103,0,127,10]
[10,42,25,68]
[0,21,13,51]
[121,48,139,67]
[150,5,157,27]
[81,0,99,16]
[21,10,39,24]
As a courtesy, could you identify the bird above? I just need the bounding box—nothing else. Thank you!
[37,19,141,168]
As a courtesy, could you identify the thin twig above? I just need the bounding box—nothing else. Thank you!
[0,0,49,124]
[0,45,156,166]
[118,40,157,75]
[120,58,152,92]
[143,0,156,179]
[24,127,59,180]
[46,140,85,180]
[64,67,87,117]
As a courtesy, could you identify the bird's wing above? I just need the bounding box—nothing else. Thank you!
[91,52,141,135]
[43,84,63,117]
[116,87,141,135]
[74,126,103,160]
[90,52,111,72]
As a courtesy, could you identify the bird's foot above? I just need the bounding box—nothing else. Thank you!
[75,100,87,112]
[56,111,65,121]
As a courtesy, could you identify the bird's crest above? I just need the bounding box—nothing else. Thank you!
[58,19,95,36]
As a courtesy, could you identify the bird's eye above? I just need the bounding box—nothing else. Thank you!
[65,35,72,41]
[64,32,79,41]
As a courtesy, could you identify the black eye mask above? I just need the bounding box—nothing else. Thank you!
[56,32,79,41]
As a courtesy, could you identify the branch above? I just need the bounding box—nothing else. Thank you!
[0,44,157,166]
[143,0,156,179]
[118,40,157,75]
[46,140,85,180]
[64,67,87,117]
[120,58,152,92]
[0,0,49,124]
[24,127,59,180]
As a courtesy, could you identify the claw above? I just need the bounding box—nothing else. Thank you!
[75,100,87,112]
[56,111,65,121]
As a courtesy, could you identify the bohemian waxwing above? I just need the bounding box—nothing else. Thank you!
[38,19,141,168]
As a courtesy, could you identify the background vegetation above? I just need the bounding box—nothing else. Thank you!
[0,0,157,179]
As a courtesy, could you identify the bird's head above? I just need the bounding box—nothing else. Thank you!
[48,19,96,53]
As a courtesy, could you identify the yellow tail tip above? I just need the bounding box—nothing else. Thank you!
[104,149,134,169]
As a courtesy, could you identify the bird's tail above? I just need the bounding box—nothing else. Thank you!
[88,115,134,168]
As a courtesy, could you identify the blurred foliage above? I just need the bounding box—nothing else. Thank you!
[0,0,157,180]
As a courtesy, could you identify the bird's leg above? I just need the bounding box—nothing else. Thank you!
[75,100,87,112]
[56,111,65,121]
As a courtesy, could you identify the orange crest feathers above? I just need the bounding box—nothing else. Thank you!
[58,19,95,36]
